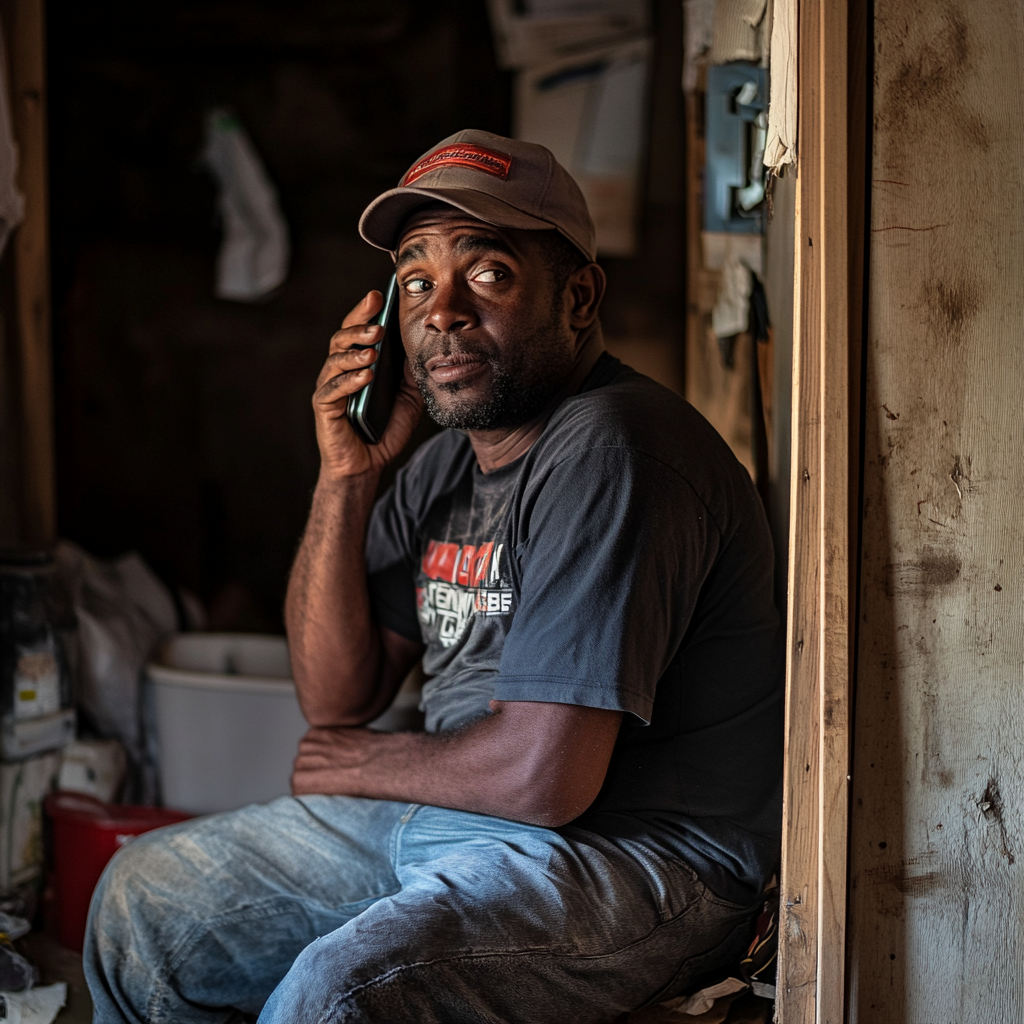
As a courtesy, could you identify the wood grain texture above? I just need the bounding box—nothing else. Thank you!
[777,0,853,1020]
[847,1,1024,1020]
[9,0,54,546]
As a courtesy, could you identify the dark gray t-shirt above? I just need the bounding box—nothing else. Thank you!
[366,354,784,903]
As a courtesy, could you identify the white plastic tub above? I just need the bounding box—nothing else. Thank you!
[148,633,424,815]
[147,634,307,814]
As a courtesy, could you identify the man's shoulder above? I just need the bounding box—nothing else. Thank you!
[537,355,750,502]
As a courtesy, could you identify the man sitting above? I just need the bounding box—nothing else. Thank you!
[85,130,784,1024]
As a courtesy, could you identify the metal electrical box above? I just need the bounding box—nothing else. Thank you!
[704,63,768,234]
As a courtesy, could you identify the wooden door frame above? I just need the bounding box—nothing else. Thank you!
[2,0,55,547]
[776,0,868,1020]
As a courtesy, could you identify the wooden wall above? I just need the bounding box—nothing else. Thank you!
[847,1,1024,1019]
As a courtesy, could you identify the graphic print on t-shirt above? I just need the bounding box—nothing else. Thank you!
[417,539,513,647]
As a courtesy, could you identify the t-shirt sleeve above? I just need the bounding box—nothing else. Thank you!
[494,447,719,723]
[365,477,422,643]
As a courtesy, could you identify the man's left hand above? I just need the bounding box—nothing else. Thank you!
[289,701,623,828]
[292,726,380,797]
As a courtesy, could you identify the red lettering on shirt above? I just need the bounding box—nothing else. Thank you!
[455,545,476,587]
[422,541,460,582]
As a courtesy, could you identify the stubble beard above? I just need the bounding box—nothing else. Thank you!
[409,304,575,432]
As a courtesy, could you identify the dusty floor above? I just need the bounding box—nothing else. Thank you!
[20,932,92,1024]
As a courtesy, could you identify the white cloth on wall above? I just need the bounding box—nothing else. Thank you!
[708,0,767,64]
[712,254,754,338]
[0,19,25,260]
[202,109,289,302]
[682,0,716,92]
[764,0,796,171]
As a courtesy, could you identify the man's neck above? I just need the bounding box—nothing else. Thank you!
[468,324,605,474]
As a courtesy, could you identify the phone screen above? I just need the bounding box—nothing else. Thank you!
[347,275,404,445]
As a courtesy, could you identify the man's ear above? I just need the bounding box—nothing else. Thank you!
[567,264,606,329]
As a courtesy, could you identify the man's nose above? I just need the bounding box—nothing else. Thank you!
[424,278,479,334]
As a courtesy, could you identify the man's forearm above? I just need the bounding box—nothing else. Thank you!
[292,701,623,827]
[285,469,385,725]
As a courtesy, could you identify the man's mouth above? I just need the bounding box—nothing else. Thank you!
[424,351,489,385]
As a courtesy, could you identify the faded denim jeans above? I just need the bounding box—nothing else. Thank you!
[84,796,756,1023]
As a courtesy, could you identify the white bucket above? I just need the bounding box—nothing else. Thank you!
[147,633,424,815]
[147,634,306,815]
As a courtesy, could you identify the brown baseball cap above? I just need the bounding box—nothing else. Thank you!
[358,129,597,263]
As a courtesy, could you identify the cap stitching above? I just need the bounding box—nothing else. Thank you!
[536,149,556,213]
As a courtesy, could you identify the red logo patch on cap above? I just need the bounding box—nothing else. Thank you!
[401,144,513,186]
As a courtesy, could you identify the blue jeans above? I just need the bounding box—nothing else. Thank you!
[84,796,756,1023]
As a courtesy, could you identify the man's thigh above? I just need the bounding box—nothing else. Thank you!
[258,806,756,1024]
[85,795,407,1023]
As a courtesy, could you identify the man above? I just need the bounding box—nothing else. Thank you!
[85,130,784,1024]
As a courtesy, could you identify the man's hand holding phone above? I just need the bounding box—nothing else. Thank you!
[313,288,423,481]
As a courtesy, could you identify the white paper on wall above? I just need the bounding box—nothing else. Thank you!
[0,19,25,261]
[487,0,647,70]
[202,109,290,302]
[515,37,651,256]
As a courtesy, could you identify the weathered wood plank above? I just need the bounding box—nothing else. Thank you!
[848,1,1024,1020]
[9,0,55,546]
[777,0,854,1019]
[777,0,824,1013]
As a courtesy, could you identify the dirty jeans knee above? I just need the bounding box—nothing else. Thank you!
[85,826,195,1024]
[83,797,407,1024]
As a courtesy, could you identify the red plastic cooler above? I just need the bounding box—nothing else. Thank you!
[45,791,191,951]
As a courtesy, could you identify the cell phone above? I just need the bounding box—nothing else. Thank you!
[347,274,404,445]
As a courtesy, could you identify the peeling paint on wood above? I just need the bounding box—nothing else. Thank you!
[847,1,1024,1020]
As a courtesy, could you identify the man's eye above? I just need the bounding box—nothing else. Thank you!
[473,269,506,283]
[404,279,432,295]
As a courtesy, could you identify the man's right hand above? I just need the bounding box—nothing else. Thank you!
[314,290,424,481]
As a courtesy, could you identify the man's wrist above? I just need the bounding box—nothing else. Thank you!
[316,464,382,497]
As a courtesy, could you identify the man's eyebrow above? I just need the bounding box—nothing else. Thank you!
[395,242,428,269]
[453,234,518,261]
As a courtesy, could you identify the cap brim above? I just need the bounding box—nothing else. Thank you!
[359,186,560,253]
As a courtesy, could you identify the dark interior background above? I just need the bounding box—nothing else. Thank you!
[48,0,684,631]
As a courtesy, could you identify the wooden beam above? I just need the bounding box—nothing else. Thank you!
[8,0,54,547]
[776,0,855,1019]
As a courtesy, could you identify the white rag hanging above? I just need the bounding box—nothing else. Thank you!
[202,109,289,302]
[0,18,25,260]
[764,0,797,172]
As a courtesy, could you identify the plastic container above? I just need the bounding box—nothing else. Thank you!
[148,633,424,817]
[45,790,190,951]
[147,634,308,816]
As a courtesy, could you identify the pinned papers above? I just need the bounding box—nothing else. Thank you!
[202,109,290,302]
[515,38,651,256]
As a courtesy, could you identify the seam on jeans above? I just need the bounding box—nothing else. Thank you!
[319,886,714,1022]
[153,892,387,1020]
[388,803,421,867]
[635,902,756,1010]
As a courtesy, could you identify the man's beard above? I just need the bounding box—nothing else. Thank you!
[409,309,574,431]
